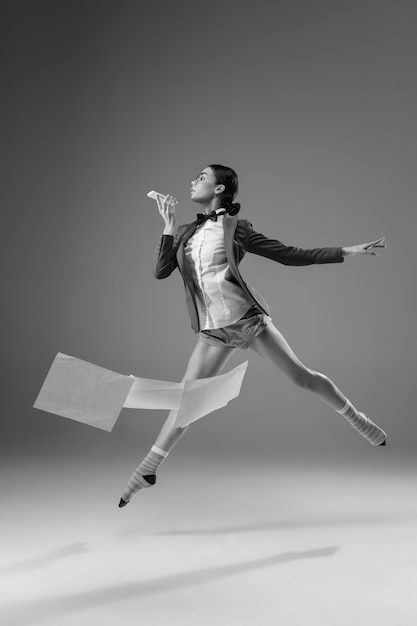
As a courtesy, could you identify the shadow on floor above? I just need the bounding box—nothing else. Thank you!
[147,513,417,536]
[0,546,339,625]
[118,510,417,538]
[0,542,89,577]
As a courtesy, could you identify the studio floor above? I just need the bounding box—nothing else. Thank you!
[1,454,416,626]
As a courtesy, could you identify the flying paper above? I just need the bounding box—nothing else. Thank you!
[33,353,134,432]
[175,362,248,427]
[34,353,248,432]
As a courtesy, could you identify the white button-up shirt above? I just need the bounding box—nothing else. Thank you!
[184,210,253,330]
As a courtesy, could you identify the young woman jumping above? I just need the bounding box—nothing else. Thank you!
[119,164,387,507]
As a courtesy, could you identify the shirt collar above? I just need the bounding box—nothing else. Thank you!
[202,208,226,217]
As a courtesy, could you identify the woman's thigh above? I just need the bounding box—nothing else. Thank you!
[249,322,311,384]
[181,339,236,381]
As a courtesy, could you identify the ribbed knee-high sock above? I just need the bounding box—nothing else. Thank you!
[337,400,387,446]
[121,445,169,502]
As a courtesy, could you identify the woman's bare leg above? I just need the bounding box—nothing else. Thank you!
[119,340,236,505]
[249,323,346,408]
[249,322,387,445]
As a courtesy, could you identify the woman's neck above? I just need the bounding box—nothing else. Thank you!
[200,198,223,215]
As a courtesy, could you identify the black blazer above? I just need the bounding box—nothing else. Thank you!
[153,214,344,332]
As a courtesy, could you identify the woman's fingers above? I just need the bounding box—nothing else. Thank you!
[363,238,386,254]
[165,195,177,218]
[158,195,173,213]
[158,194,178,228]
[156,196,164,215]
[155,194,177,231]
[366,237,386,248]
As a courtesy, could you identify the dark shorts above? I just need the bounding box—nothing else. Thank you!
[198,304,272,350]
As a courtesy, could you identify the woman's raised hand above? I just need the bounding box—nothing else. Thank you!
[157,194,178,235]
[342,237,387,257]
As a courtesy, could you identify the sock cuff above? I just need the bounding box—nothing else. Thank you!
[151,445,169,458]
[337,399,352,415]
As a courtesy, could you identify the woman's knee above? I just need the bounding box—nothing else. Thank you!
[292,367,320,391]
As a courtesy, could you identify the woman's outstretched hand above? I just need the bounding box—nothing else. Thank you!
[157,194,178,236]
[342,237,387,257]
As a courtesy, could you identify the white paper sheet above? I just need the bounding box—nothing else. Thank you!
[34,353,248,432]
[123,377,184,410]
[175,361,248,427]
[33,353,135,432]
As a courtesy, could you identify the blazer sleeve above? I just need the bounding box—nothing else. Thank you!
[152,234,180,279]
[245,221,344,265]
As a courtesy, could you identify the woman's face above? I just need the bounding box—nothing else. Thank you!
[190,167,224,204]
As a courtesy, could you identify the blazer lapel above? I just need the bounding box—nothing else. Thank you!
[176,221,199,277]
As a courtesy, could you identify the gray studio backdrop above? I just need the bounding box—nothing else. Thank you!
[3,0,416,467]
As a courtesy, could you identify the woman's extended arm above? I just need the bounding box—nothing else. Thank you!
[246,222,386,265]
[245,222,344,265]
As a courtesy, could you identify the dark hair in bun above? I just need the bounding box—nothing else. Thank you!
[226,202,241,216]
[209,163,241,215]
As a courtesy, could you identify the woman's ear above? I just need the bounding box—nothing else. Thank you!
[215,184,225,195]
